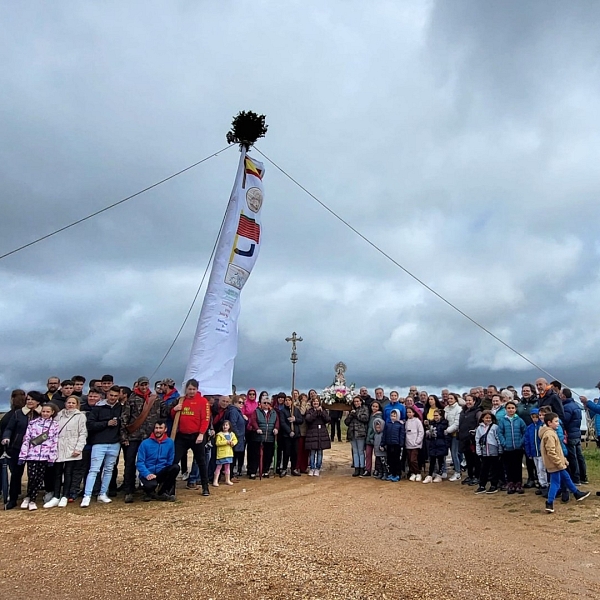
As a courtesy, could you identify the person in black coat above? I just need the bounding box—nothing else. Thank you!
[458,396,482,485]
[328,409,343,442]
[304,398,331,475]
[536,378,565,420]
[279,397,304,477]
[1,391,43,509]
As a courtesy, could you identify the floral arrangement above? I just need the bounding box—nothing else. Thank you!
[321,381,355,406]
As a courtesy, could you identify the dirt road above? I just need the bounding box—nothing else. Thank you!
[1,442,599,599]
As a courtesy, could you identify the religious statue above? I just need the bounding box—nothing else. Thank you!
[334,362,347,386]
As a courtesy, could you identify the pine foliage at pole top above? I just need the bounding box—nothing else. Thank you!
[226,111,268,151]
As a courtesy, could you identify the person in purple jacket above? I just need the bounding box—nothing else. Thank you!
[18,403,59,511]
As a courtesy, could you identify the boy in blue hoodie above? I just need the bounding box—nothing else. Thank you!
[524,408,547,494]
[381,410,405,482]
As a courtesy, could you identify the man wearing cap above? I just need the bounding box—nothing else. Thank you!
[160,378,181,435]
[120,376,164,503]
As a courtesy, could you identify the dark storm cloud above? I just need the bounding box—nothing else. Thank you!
[1,1,600,405]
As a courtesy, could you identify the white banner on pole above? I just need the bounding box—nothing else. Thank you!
[184,149,265,395]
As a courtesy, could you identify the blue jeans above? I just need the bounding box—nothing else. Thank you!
[188,460,199,484]
[351,438,366,468]
[548,469,578,503]
[309,449,323,470]
[84,443,120,497]
[450,437,461,473]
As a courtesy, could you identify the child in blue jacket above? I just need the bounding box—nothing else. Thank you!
[497,401,527,495]
[382,410,405,482]
[524,408,547,491]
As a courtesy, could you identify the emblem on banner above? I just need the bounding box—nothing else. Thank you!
[246,187,263,213]
[225,263,250,290]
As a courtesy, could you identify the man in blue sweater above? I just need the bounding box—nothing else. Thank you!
[136,421,179,501]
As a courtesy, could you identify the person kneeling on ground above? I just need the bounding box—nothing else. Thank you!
[540,412,590,513]
[136,420,179,502]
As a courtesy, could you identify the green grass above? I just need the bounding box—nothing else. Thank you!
[583,445,600,483]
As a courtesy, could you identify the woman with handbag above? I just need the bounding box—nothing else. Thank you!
[44,396,87,508]
[18,402,59,511]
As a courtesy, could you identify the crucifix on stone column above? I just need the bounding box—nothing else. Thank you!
[285,332,303,395]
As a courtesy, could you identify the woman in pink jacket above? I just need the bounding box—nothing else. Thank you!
[242,389,259,423]
[18,403,59,511]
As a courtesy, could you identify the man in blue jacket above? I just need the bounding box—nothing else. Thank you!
[561,389,587,484]
[136,420,179,501]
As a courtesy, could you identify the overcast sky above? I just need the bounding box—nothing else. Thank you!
[2,1,600,403]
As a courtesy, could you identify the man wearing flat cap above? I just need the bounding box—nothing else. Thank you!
[120,376,165,503]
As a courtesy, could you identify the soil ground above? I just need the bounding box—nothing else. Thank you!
[2,442,600,600]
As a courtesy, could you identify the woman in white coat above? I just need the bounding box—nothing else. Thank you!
[444,394,463,481]
[44,396,87,508]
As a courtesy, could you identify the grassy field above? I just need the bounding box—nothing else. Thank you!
[584,445,600,481]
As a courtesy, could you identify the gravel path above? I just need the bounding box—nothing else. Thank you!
[1,442,600,599]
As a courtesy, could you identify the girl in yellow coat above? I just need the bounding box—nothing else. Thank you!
[213,420,238,487]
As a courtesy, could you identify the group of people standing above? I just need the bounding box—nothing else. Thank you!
[1,375,597,515]
[341,379,596,512]
[0,376,337,511]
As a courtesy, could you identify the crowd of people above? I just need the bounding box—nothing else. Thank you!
[1,375,599,514]
[342,381,600,511]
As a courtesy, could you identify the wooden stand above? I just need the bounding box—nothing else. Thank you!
[325,403,352,411]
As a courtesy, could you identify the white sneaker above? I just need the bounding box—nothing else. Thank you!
[423,475,433,484]
[415,474,422,482]
[308,469,315,476]
[314,469,320,477]
[43,497,60,509]
[409,474,416,482]
[28,502,38,511]
[449,473,461,482]
[441,472,448,480]
[80,496,91,508]
[180,471,189,481]
[97,494,112,504]
[433,475,443,483]
[58,497,68,508]
[20,497,30,509]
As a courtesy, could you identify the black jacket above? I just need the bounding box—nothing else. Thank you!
[538,390,565,420]
[45,392,66,411]
[87,403,123,445]
[458,405,482,451]
[278,406,304,438]
[2,408,41,454]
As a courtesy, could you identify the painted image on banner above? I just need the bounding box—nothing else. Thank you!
[225,263,250,290]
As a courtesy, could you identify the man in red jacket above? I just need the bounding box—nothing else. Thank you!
[170,378,211,496]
